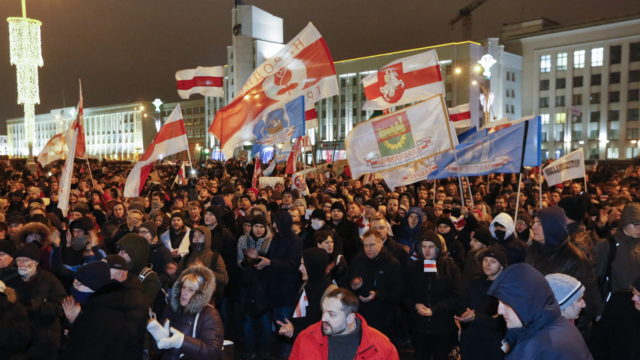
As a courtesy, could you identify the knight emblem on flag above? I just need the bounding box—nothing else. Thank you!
[372,113,415,157]
[379,65,406,103]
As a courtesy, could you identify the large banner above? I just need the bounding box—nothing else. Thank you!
[346,94,454,179]
[543,148,585,186]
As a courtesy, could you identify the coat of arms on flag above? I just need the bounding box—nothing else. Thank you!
[372,112,416,157]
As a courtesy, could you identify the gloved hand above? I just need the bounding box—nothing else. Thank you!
[157,327,185,350]
[147,318,171,343]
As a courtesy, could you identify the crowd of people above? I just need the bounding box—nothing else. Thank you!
[0,157,639,360]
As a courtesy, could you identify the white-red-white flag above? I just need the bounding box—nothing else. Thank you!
[176,66,224,99]
[286,137,303,175]
[37,132,68,167]
[124,105,189,197]
[305,101,319,128]
[58,83,84,216]
[293,289,309,318]
[423,260,437,273]
[362,50,444,110]
[449,103,472,129]
[173,161,189,185]
[209,23,338,159]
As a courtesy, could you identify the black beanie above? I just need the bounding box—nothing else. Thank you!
[170,211,184,221]
[69,216,94,233]
[330,202,346,213]
[302,248,329,282]
[558,196,587,222]
[478,245,508,268]
[15,243,41,262]
[74,261,112,291]
[0,240,16,257]
[436,217,454,230]
[310,209,326,220]
[251,214,267,227]
[364,199,379,211]
[472,226,494,247]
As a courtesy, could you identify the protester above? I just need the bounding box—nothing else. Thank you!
[0,280,31,359]
[290,288,399,360]
[488,263,592,359]
[545,273,586,320]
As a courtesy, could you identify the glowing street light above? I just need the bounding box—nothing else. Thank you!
[7,0,43,158]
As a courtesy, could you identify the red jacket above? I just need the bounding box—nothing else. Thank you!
[290,314,399,360]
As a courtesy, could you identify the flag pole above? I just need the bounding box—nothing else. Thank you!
[85,158,95,187]
[467,176,474,208]
[539,170,544,208]
[514,120,530,226]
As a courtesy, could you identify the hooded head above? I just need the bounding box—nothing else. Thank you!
[17,222,51,248]
[490,213,515,242]
[116,233,150,274]
[413,230,444,261]
[273,210,294,238]
[534,206,569,247]
[191,225,212,253]
[557,197,586,223]
[170,265,216,314]
[488,263,560,332]
[302,247,329,283]
[620,203,640,228]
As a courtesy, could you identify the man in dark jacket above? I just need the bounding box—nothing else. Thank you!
[488,263,592,359]
[330,202,360,262]
[6,243,66,360]
[117,233,161,308]
[0,281,31,359]
[490,213,527,265]
[346,229,403,341]
[0,240,17,282]
[526,206,602,337]
[106,208,144,254]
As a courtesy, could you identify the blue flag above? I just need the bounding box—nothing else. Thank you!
[252,96,305,154]
[429,121,527,179]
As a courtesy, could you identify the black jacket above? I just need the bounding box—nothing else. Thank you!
[459,278,505,360]
[331,218,360,262]
[590,290,640,360]
[63,282,130,360]
[266,211,303,308]
[0,289,31,360]
[404,256,463,334]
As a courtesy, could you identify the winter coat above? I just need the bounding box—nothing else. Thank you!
[404,256,464,334]
[459,278,505,360]
[63,282,130,360]
[488,263,593,360]
[490,213,527,264]
[394,207,424,250]
[6,269,66,360]
[290,314,399,360]
[0,288,31,360]
[595,203,640,292]
[331,218,360,262]
[346,249,403,337]
[160,266,224,360]
[208,223,238,298]
[589,290,640,360]
[117,234,161,308]
[383,235,409,266]
[266,211,303,308]
[178,227,228,299]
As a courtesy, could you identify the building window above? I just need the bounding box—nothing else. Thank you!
[511,72,516,82]
[572,94,582,105]
[629,108,640,121]
[556,113,566,124]
[574,50,586,69]
[541,113,550,125]
[626,128,639,140]
[555,130,565,142]
[609,91,620,103]
[591,74,601,86]
[539,79,550,91]
[609,72,621,84]
[630,70,640,82]
[540,97,549,108]
[630,42,640,62]
[591,111,600,122]
[590,93,600,104]
[555,96,565,107]
[556,78,566,89]
[557,52,568,70]
[591,47,604,67]
[573,76,583,87]
[540,55,551,72]
[610,45,622,64]
[630,89,640,101]
[609,110,619,121]
[607,146,619,159]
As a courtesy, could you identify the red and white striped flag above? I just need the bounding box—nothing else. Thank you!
[176,66,224,99]
[173,161,188,185]
[305,101,319,128]
[37,132,68,167]
[58,83,85,216]
[124,105,189,197]
[449,103,472,129]
[423,260,437,273]
[209,23,338,159]
[252,156,261,188]
[286,137,303,175]
[362,50,444,110]
[293,289,309,318]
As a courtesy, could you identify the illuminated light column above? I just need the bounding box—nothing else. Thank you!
[7,0,43,158]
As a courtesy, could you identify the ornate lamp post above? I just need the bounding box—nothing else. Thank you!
[7,0,43,158]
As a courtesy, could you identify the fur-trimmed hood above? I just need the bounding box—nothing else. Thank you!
[169,265,216,315]
[17,221,51,247]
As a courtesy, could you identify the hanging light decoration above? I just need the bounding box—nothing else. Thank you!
[7,1,43,158]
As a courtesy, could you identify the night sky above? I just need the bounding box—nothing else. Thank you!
[1,0,639,131]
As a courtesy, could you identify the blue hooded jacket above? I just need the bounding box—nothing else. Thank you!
[487,263,592,360]
[395,207,425,249]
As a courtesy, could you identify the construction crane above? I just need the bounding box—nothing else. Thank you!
[449,0,490,40]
